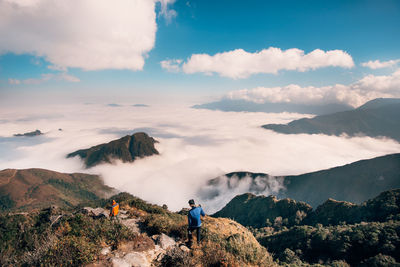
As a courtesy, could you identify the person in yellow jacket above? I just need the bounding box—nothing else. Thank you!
[109,200,119,221]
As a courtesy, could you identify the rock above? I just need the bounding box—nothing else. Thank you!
[82,207,109,219]
[119,213,129,219]
[120,218,140,233]
[179,244,190,253]
[101,246,111,255]
[112,252,150,267]
[155,233,176,250]
[49,215,63,226]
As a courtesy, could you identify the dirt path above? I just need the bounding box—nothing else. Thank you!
[0,169,17,186]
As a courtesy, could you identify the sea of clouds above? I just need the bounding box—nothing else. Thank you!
[1,103,400,213]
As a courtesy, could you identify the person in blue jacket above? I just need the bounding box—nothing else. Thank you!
[187,199,205,247]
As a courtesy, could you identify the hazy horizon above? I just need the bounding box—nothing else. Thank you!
[1,103,400,212]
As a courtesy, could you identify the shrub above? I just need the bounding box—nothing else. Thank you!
[41,235,97,266]
[159,247,192,267]
[143,213,187,238]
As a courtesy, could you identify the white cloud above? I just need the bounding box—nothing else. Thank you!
[0,0,164,71]
[165,47,354,79]
[226,69,400,107]
[160,59,182,72]
[9,72,80,85]
[361,59,400,69]
[1,104,399,212]
[157,0,177,23]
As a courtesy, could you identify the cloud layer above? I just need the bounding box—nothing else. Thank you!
[362,59,400,69]
[8,72,80,85]
[161,47,354,78]
[226,69,400,107]
[1,104,399,212]
[0,0,161,71]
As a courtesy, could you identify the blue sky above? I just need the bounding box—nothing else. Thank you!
[1,0,400,106]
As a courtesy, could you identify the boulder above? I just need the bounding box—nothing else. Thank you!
[112,252,150,267]
[82,207,109,219]
[155,233,176,250]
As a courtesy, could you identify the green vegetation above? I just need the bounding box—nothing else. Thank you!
[214,189,400,266]
[2,175,399,266]
[0,206,135,266]
[260,221,400,266]
[1,192,275,266]
[0,195,15,211]
[46,178,99,201]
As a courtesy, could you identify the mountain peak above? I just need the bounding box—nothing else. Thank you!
[357,98,400,110]
[67,132,159,168]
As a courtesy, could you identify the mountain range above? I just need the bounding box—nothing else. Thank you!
[213,188,400,228]
[1,164,399,266]
[0,168,114,211]
[204,153,400,208]
[193,98,352,115]
[67,132,159,168]
[263,98,400,142]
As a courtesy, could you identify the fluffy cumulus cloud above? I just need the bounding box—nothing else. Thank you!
[0,0,170,71]
[226,69,400,107]
[1,104,399,212]
[361,59,400,69]
[161,47,354,78]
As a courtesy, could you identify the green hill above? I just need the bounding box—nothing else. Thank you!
[263,98,400,142]
[67,132,159,168]
[0,192,275,267]
[0,168,114,211]
[213,193,312,228]
[214,189,400,266]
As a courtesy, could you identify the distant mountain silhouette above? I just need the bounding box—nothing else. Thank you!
[0,168,114,211]
[205,153,400,209]
[67,132,159,168]
[193,99,352,115]
[263,98,400,141]
[132,104,149,107]
[14,129,43,137]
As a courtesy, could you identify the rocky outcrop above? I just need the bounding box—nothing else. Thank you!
[87,208,185,267]
[82,207,110,219]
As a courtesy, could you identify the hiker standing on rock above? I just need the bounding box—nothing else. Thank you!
[109,200,119,221]
[187,199,205,247]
